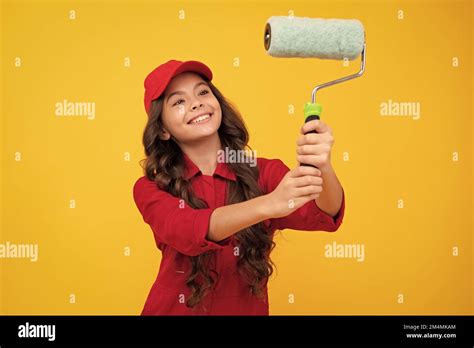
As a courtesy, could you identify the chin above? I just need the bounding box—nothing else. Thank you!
[193,126,219,139]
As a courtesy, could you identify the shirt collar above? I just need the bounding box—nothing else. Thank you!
[183,152,237,182]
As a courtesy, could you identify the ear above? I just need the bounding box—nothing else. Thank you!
[158,128,171,141]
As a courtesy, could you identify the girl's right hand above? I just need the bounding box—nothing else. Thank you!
[264,165,323,219]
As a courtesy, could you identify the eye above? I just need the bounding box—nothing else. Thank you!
[172,89,209,107]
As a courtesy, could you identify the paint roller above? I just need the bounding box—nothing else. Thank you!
[264,16,366,168]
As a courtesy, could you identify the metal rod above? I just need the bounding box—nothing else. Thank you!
[311,43,366,104]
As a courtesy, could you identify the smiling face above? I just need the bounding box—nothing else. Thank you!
[160,72,222,144]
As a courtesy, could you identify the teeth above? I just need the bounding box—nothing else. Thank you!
[190,114,210,124]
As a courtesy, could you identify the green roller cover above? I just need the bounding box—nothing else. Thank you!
[265,16,365,60]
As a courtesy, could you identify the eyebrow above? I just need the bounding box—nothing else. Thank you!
[166,82,209,104]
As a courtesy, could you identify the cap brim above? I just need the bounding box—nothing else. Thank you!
[151,60,213,101]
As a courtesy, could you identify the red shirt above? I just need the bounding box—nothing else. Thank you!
[133,154,345,315]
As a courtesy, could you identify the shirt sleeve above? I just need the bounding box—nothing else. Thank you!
[259,158,345,232]
[133,176,226,256]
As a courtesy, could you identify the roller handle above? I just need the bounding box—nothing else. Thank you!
[301,102,322,169]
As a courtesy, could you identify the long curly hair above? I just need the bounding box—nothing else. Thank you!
[139,77,276,311]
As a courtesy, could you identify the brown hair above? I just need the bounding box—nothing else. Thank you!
[139,78,276,311]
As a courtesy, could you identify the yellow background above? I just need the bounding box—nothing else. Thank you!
[1,0,472,314]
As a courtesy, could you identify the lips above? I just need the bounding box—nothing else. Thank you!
[187,112,213,124]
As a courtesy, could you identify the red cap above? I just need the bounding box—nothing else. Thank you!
[143,59,213,116]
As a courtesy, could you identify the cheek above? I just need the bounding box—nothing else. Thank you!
[160,112,171,129]
[212,98,221,111]
[176,105,186,116]
[162,108,184,128]
[213,112,223,128]
[211,101,222,118]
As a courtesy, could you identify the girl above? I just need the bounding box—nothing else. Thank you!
[133,59,345,315]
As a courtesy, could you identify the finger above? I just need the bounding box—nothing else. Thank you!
[300,119,328,134]
[296,133,325,146]
[297,154,323,166]
[293,175,323,187]
[288,194,319,210]
[289,165,321,178]
[296,143,328,156]
[302,193,321,203]
[294,184,323,197]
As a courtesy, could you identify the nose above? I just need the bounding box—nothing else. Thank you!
[191,101,204,111]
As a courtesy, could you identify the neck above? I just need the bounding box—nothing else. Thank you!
[179,133,222,176]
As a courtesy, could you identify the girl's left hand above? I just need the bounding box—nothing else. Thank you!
[296,119,334,173]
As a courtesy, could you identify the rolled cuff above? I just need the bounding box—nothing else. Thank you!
[192,208,227,255]
[312,187,345,232]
